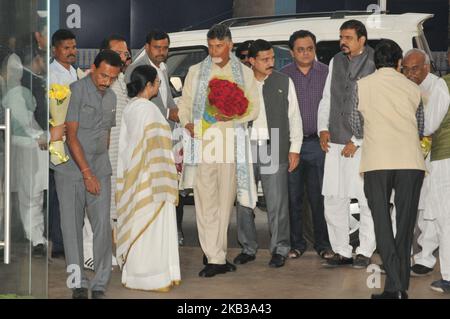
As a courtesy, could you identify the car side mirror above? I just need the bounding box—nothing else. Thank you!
[170,76,183,93]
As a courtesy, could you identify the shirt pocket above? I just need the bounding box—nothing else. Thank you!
[79,104,98,128]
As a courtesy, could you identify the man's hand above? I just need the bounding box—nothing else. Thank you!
[185,123,194,137]
[83,174,101,196]
[37,134,48,151]
[50,124,65,142]
[320,131,331,152]
[168,108,180,123]
[341,141,358,158]
[288,152,300,172]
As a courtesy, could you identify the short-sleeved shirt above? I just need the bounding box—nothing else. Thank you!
[54,75,116,180]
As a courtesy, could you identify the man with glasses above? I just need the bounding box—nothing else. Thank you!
[281,30,334,261]
[402,49,450,292]
[235,40,254,67]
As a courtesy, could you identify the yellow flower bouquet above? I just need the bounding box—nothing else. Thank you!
[420,136,432,159]
[49,84,71,165]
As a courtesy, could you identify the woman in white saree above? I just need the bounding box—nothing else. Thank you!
[116,65,180,292]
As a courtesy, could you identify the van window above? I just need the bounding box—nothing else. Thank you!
[167,46,208,95]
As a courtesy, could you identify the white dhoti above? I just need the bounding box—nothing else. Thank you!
[426,158,450,281]
[11,137,47,246]
[414,156,439,268]
[322,142,376,258]
[121,201,181,290]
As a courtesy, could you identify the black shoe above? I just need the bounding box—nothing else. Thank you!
[51,251,65,259]
[91,290,105,299]
[411,264,433,277]
[323,253,353,268]
[269,254,285,268]
[378,264,386,274]
[198,264,228,278]
[225,260,236,272]
[371,290,408,299]
[233,253,256,265]
[352,254,371,269]
[72,288,88,299]
[32,244,46,258]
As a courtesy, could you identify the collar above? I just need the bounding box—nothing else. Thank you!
[294,60,318,75]
[147,56,166,71]
[419,73,435,93]
[52,59,76,74]
[86,74,102,94]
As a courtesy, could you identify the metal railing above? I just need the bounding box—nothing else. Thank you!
[0,108,11,264]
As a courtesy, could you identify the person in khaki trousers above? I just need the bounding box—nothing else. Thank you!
[350,39,425,299]
[178,24,259,278]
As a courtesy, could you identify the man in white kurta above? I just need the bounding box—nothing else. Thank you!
[403,49,446,277]
[317,20,376,268]
[416,64,450,294]
[178,24,259,277]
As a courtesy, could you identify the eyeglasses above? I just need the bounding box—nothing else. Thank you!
[239,54,248,60]
[402,64,424,74]
[114,50,131,59]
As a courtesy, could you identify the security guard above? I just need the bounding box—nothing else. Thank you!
[53,50,121,299]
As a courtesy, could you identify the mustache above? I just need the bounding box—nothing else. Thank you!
[266,66,274,71]
[66,54,76,58]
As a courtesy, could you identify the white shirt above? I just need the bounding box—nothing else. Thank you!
[148,57,168,108]
[251,76,303,153]
[49,60,77,85]
[421,73,450,136]
[317,58,363,146]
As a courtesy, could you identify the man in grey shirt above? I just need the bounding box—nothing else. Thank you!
[53,50,121,299]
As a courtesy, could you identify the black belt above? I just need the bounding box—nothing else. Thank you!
[303,134,318,139]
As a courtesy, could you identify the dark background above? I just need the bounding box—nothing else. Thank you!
[58,0,448,50]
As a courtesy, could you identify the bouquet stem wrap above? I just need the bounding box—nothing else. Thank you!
[49,84,71,165]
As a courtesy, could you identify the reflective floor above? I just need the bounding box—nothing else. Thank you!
[48,205,449,299]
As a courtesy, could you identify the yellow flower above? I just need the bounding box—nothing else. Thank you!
[420,136,432,158]
[49,84,70,104]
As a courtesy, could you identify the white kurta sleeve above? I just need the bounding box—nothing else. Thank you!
[287,78,302,153]
[424,78,450,136]
[317,58,333,133]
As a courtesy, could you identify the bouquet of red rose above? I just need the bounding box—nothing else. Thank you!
[202,78,249,131]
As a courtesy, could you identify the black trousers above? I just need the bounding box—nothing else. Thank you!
[364,169,424,292]
[49,169,64,253]
[288,136,330,253]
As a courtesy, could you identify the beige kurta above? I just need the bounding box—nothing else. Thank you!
[177,58,259,264]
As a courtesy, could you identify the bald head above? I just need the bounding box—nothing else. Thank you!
[402,49,430,85]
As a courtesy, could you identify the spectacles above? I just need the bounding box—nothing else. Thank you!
[402,64,424,74]
[239,54,248,60]
[114,50,131,59]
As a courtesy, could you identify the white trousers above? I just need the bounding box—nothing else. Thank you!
[426,158,450,281]
[413,210,439,268]
[323,143,376,258]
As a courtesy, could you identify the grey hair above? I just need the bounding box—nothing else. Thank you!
[404,48,430,64]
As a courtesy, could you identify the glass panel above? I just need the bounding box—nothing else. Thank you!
[0,0,48,298]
